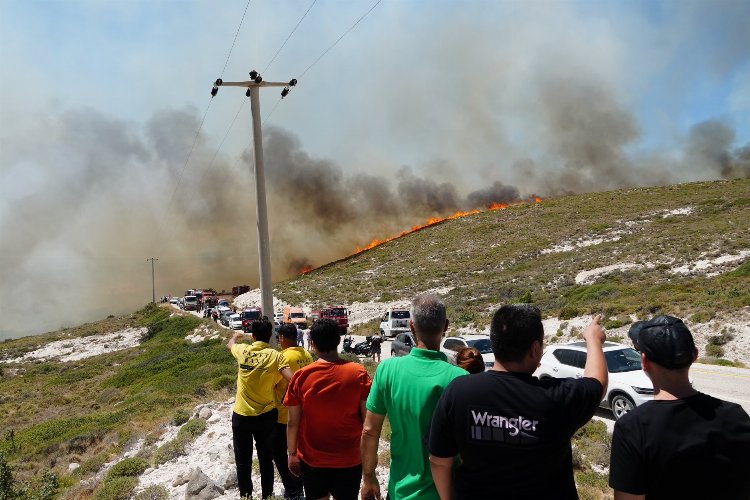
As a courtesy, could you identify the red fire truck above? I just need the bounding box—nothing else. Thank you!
[312,306,349,334]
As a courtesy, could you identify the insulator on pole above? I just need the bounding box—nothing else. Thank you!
[211,87,218,97]
[215,78,223,86]
[281,87,289,98]
[289,79,297,87]
[246,88,252,97]
[249,70,258,80]
[254,75,263,83]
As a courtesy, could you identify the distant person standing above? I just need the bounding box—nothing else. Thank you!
[296,324,305,347]
[273,324,314,500]
[428,305,607,499]
[361,294,467,500]
[370,334,382,363]
[609,316,750,499]
[285,318,372,500]
[228,319,294,500]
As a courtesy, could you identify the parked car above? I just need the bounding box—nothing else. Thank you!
[228,313,243,330]
[169,297,179,305]
[220,310,233,326]
[390,332,415,357]
[533,341,654,420]
[217,299,230,308]
[440,334,494,370]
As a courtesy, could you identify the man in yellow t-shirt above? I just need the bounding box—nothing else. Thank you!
[228,318,293,500]
[272,323,314,500]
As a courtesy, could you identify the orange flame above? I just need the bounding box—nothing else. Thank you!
[299,197,543,275]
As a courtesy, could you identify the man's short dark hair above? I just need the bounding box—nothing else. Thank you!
[278,323,298,340]
[251,319,273,342]
[310,318,341,352]
[490,304,544,363]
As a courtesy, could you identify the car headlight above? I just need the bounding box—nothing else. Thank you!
[632,386,654,395]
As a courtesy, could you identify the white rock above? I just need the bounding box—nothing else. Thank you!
[68,463,80,473]
[199,408,212,419]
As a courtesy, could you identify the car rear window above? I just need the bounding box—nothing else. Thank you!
[466,338,493,354]
[392,310,410,319]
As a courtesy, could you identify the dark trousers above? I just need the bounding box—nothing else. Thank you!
[272,422,303,498]
[232,409,277,499]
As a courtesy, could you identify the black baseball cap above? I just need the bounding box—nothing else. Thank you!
[628,315,696,369]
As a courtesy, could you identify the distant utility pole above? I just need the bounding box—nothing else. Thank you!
[146,257,159,303]
[211,72,297,328]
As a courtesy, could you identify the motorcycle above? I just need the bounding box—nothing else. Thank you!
[342,335,373,357]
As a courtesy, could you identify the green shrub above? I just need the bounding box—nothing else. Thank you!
[708,333,734,346]
[516,290,534,304]
[93,476,138,500]
[209,375,235,390]
[603,319,626,329]
[559,307,581,320]
[172,409,190,426]
[133,484,169,500]
[152,438,185,467]
[152,418,207,467]
[705,344,724,358]
[1,452,13,500]
[179,419,207,440]
[690,310,715,323]
[106,457,148,481]
[75,451,109,477]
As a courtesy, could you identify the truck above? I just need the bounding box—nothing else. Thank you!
[283,306,307,328]
[240,307,263,333]
[379,308,411,338]
[202,290,218,308]
[232,285,250,297]
[312,306,349,334]
[183,295,199,311]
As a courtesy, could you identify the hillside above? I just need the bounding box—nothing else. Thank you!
[0,179,748,500]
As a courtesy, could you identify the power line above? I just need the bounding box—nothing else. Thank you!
[166,98,214,210]
[299,0,382,78]
[198,96,249,185]
[220,0,253,78]
[263,0,318,74]
[262,0,382,125]
[162,0,254,217]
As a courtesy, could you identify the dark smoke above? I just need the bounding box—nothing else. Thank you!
[686,121,750,179]
[1,101,747,340]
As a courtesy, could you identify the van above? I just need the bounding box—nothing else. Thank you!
[283,306,307,327]
[379,309,410,338]
[183,295,199,311]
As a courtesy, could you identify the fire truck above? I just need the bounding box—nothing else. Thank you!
[241,307,263,333]
[312,306,350,334]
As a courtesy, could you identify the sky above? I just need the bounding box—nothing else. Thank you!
[1,0,748,339]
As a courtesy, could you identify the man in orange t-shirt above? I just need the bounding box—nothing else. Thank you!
[284,318,372,500]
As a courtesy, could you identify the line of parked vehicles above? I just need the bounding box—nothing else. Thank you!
[174,297,651,421]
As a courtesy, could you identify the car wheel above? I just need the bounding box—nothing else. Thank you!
[610,393,635,420]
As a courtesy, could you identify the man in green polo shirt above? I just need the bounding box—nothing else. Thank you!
[361,294,467,500]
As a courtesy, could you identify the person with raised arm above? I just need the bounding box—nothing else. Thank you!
[428,305,607,499]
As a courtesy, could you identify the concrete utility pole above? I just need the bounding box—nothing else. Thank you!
[146,257,158,303]
[211,72,296,334]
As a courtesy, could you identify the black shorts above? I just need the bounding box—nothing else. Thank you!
[300,460,362,500]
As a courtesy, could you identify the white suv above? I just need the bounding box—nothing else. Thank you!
[534,341,654,420]
[440,334,494,370]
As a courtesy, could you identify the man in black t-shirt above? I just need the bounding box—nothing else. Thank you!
[609,315,750,499]
[428,304,608,499]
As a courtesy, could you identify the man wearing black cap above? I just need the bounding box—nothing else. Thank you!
[609,315,750,500]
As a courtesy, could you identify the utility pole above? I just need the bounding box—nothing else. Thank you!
[211,72,296,338]
[146,258,158,303]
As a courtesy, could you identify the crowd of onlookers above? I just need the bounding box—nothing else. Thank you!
[226,294,750,500]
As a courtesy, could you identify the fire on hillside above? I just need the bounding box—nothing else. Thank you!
[299,196,543,275]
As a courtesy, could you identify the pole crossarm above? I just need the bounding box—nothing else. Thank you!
[219,80,289,88]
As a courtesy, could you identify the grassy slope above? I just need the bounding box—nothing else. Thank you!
[0,179,748,497]
[278,179,750,329]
